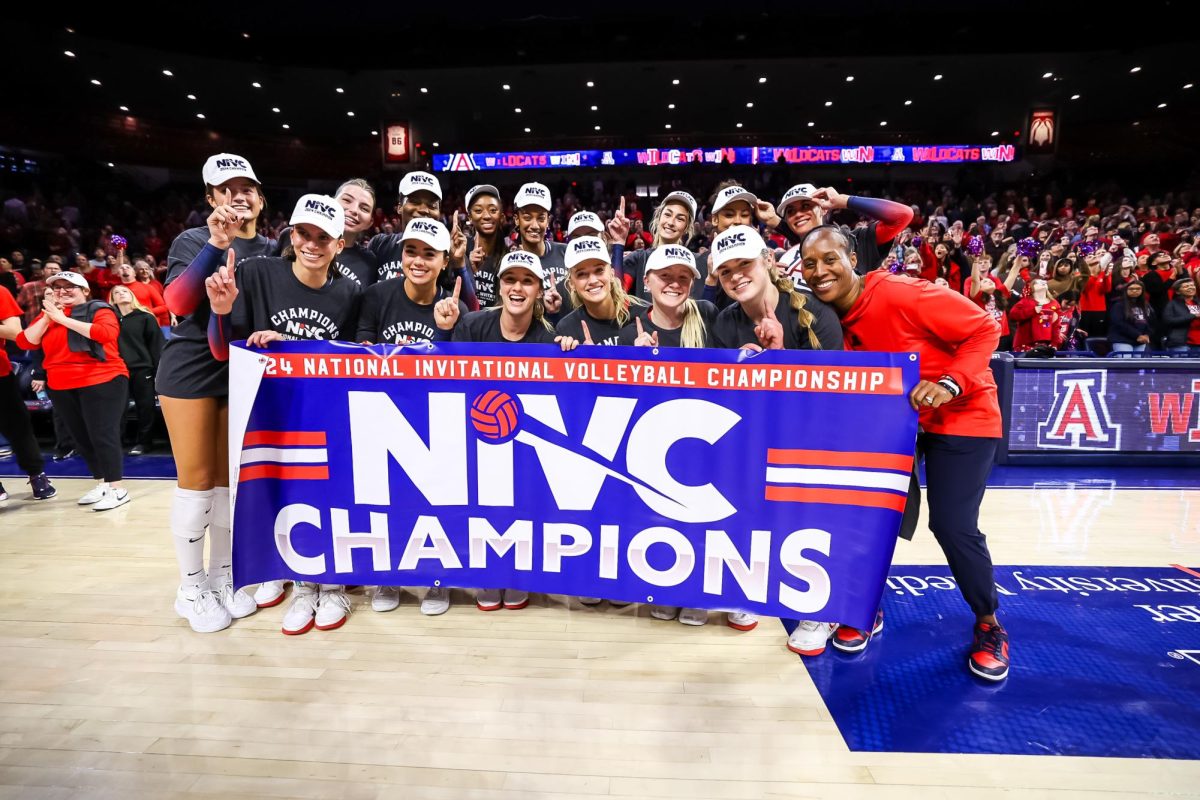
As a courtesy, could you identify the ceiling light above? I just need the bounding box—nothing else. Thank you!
[1071,94,1081,100]
[502,84,511,90]
[282,124,290,130]
[590,105,598,111]
[1185,83,1194,89]
[824,100,833,107]
[90,79,101,86]
[879,120,887,126]
[758,77,767,83]
[336,87,344,93]
[665,123,672,129]
[64,50,75,57]
[1133,121,1140,126]
[271,107,280,113]
[371,130,378,136]
[1042,72,1053,78]
[586,81,594,87]
[514,107,522,113]
[594,125,601,131]
[162,69,173,77]
[1130,66,1141,73]
[807,121,815,127]
[106,162,114,167]
[671,79,680,85]
[668,103,675,109]
[991,130,999,136]
[65,27,74,33]
[346,111,355,117]
[524,127,531,133]
[187,94,196,100]
[420,87,428,94]
[846,75,854,82]
[196,113,205,119]
[736,123,743,128]
[119,105,128,112]
[251,81,261,88]
[746,102,754,108]
[904,99,912,106]
[1158,103,1167,108]
[432,142,439,147]
[933,74,943,80]
[242,32,250,39]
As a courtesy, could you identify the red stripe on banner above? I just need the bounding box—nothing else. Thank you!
[261,353,904,395]
[243,431,328,447]
[766,448,914,473]
[765,486,908,512]
[240,465,330,482]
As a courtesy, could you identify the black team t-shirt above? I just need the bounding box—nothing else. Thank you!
[366,232,406,282]
[617,300,718,348]
[452,309,558,344]
[555,305,646,346]
[711,291,843,351]
[230,257,362,341]
[156,226,272,398]
[357,278,468,344]
[467,235,506,308]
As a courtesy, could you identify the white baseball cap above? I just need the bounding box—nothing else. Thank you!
[661,190,698,218]
[202,153,259,187]
[711,225,768,269]
[465,183,500,208]
[289,194,345,239]
[398,171,442,200]
[645,244,700,279]
[46,270,89,290]
[776,183,819,217]
[400,218,451,252]
[567,211,604,238]
[497,250,545,281]
[514,182,552,211]
[711,185,758,215]
[565,236,610,270]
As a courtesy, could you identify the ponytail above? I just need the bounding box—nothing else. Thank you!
[678,298,707,349]
[764,249,821,349]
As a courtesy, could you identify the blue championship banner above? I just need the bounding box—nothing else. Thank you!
[229,341,920,629]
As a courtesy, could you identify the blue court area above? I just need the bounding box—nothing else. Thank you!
[805,565,1200,759]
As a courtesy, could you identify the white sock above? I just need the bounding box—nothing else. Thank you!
[171,486,213,588]
[208,487,232,586]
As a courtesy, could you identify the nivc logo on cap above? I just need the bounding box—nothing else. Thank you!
[525,186,548,198]
[410,173,435,186]
[720,187,745,200]
[663,245,692,261]
[510,251,535,265]
[574,239,604,254]
[305,198,338,220]
[717,232,747,251]
[411,219,440,235]
[215,157,248,171]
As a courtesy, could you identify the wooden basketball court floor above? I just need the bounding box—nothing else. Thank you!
[0,477,1197,799]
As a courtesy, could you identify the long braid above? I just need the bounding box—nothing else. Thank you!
[763,250,820,349]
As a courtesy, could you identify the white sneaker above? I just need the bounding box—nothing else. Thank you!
[92,488,130,511]
[678,608,709,626]
[371,585,400,612]
[315,587,351,631]
[502,589,529,610]
[727,612,758,631]
[174,585,232,634]
[213,580,257,619]
[421,586,451,616]
[77,482,108,505]
[476,589,502,611]
[254,580,288,608]
[578,597,603,606]
[650,605,680,621]
[281,586,319,635]
[787,620,839,656]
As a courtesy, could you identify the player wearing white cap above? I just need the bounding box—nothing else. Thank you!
[204,194,363,635]
[273,179,380,288]
[453,250,581,612]
[158,153,272,633]
[511,182,569,290]
[463,184,508,308]
[356,217,468,618]
[621,191,699,301]
[555,236,645,346]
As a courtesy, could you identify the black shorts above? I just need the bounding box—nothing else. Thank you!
[155,334,228,399]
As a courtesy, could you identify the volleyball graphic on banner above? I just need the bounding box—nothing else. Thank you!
[470,390,523,443]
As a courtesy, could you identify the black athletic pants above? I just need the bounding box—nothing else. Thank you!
[0,373,45,477]
[47,375,128,482]
[126,367,157,448]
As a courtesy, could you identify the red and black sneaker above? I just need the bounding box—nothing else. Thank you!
[969,621,1010,681]
[830,608,884,653]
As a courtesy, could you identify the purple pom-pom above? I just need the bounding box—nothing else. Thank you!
[912,235,923,248]
[111,235,128,250]
[1076,240,1098,257]
[966,235,984,256]
[888,261,905,274]
[1017,237,1042,259]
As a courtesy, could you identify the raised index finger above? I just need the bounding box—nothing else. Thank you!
[618,196,626,217]
[580,319,593,344]
[635,316,644,337]
[451,275,461,302]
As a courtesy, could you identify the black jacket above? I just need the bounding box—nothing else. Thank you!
[1161,298,1199,348]
[116,308,164,371]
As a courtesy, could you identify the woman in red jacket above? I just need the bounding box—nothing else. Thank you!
[1009,279,1064,354]
[798,224,1009,682]
[111,261,169,327]
[16,271,131,510]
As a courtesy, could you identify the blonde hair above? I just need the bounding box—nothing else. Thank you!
[645,269,708,348]
[762,249,820,349]
[649,200,696,248]
[108,284,152,316]
[566,263,646,326]
[336,177,376,206]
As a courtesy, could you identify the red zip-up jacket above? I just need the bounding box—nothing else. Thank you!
[1079,270,1111,312]
[15,306,128,390]
[840,272,1002,438]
